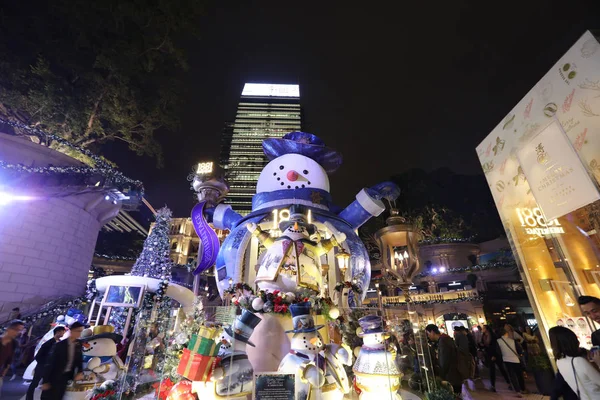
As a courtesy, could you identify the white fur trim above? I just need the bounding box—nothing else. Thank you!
[356,189,385,216]
[254,198,328,211]
[213,204,232,230]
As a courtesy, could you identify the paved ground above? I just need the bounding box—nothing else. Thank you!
[0,366,551,399]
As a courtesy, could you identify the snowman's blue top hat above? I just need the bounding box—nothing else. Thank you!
[224,310,261,347]
[285,302,324,333]
[357,315,389,337]
[263,132,343,173]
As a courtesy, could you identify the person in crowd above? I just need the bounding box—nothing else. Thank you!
[27,326,65,400]
[549,326,600,400]
[496,327,528,396]
[0,320,25,396]
[523,326,541,357]
[550,371,578,400]
[578,295,600,346]
[8,308,21,320]
[504,323,524,343]
[41,322,86,400]
[426,324,463,396]
[480,325,510,392]
[453,326,469,353]
[464,327,480,378]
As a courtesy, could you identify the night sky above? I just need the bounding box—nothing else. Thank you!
[106,1,600,217]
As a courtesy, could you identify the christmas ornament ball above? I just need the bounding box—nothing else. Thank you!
[167,380,197,400]
[328,307,340,320]
[355,326,363,336]
[251,297,265,311]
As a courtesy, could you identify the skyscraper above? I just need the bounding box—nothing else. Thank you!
[220,83,302,215]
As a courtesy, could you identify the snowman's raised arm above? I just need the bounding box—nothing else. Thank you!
[338,183,399,229]
[247,223,274,248]
[207,204,243,231]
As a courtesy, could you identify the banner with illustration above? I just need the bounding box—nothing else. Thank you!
[476,31,600,221]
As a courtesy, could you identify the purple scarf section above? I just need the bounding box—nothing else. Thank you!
[191,201,220,274]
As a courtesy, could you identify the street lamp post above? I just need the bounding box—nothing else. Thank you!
[374,208,421,302]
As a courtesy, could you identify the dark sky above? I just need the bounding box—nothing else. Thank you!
[108,1,600,216]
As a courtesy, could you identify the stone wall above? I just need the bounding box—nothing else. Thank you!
[0,133,120,322]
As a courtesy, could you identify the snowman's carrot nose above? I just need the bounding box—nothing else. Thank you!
[309,337,320,345]
[287,170,299,181]
[294,222,299,230]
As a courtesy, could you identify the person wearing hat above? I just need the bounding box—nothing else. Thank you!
[278,302,327,400]
[247,204,346,294]
[193,310,261,400]
[353,315,402,400]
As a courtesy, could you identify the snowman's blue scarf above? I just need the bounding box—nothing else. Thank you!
[251,188,333,213]
[83,355,114,364]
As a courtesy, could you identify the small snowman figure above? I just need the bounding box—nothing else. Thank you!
[64,326,124,400]
[278,302,326,400]
[353,316,402,400]
[246,205,346,294]
[80,325,124,382]
[193,310,261,400]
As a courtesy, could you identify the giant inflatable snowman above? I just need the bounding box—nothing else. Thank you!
[192,310,261,400]
[353,316,402,400]
[205,132,400,303]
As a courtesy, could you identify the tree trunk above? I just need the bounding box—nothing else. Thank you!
[84,90,106,138]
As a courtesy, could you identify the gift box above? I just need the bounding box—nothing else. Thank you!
[177,348,220,382]
[188,334,220,356]
[197,326,218,340]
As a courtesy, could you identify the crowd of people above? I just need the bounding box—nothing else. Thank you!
[422,294,600,399]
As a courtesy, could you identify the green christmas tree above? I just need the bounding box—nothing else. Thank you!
[131,207,174,280]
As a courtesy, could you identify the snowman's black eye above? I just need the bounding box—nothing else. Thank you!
[93,341,97,345]
[303,170,308,174]
[279,165,284,170]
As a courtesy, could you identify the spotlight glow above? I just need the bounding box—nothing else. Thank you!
[0,192,35,205]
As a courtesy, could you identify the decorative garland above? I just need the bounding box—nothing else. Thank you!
[0,118,143,194]
[94,253,138,261]
[226,284,338,321]
[224,282,254,296]
[419,236,476,245]
[379,295,484,307]
[88,379,119,400]
[415,260,516,278]
[334,281,363,295]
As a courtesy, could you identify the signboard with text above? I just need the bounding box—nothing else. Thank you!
[517,120,600,220]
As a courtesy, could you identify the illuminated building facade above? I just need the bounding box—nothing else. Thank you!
[220,83,302,215]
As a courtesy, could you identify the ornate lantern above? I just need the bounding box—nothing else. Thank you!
[335,248,350,278]
[374,209,421,301]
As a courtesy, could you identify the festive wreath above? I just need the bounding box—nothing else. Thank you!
[334,281,363,295]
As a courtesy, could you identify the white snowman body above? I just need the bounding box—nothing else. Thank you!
[256,153,330,193]
[82,337,123,382]
[353,333,402,400]
[278,331,325,400]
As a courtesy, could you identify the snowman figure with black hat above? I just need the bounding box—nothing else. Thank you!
[193,310,261,400]
[206,131,400,305]
[246,204,345,294]
[64,326,124,400]
[353,315,402,400]
[278,302,326,400]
